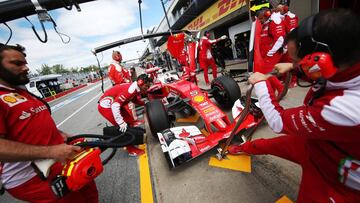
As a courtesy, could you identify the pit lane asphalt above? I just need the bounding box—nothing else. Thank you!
[1,75,308,203]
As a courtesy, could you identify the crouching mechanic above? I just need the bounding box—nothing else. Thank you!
[0,44,98,202]
[228,9,360,202]
[98,74,151,156]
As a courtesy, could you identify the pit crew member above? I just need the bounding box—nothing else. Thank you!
[98,74,151,156]
[0,43,98,202]
[229,9,360,202]
[198,31,227,86]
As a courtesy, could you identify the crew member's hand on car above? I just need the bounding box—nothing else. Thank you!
[119,122,128,133]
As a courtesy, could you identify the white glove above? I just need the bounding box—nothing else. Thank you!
[267,51,274,57]
[220,35,227,40]
[283,46,288,54]
[119,122,128,133]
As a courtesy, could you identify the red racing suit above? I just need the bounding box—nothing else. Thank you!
[242,62,360,202]
[108,60,131,85]
[0,84,98,202]
[199,36,219,84]
[259,13,286,94]
[98,82,145,126]
[284,11,299,33]
[281,11,299,63]
[259,12,286,73]
[282,11,299,84]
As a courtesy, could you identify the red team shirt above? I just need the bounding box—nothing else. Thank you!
[0,84,63,189]
[108,61,131,85]
[253,63,360,201]
[259,18,286,58]
[199,36,216,60]
[284,11,299,33]
[258,13,287,73]
[198,36,219,84]
[98,82,144,108]
[98,82,144,126]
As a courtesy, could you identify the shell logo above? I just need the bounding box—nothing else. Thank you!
[193,95,205,103]
[3,96,17,103]
[1,93,27,107]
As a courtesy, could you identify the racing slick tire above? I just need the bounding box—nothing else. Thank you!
[145,99,171,138]
[211,75,241,109]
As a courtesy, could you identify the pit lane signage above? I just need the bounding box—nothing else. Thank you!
[184,0,247,30]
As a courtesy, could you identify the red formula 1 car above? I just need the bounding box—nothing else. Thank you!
[145,73,263,169]
[91,31,264,169]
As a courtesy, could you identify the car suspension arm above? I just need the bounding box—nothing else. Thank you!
[216,70,291,160]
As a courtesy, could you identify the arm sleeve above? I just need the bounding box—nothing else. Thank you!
[208,39,221,44]
[108,65,114,81]
[254,80,352,141]
[267,36,284,56]
[267,22,286,56]
[254,81,284,133]
[111,102,125,125]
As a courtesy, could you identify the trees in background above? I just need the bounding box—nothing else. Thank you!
[37,64,108,75]
[52,64,69,74]
[38,64,52,75]
[79,65,98,73]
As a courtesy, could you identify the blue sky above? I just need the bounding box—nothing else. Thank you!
[0,0,166,73]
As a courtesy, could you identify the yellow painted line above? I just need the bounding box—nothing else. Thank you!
[209,154,251,173]
[275,195,293,203]
[176,113,200,123]
[138,144,154,203]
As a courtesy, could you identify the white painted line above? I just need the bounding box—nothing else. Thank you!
[51,83,103,112]
[56,91,103,128]
[56,81,112,128]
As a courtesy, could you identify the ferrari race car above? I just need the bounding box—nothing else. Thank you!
[90,30,264,169]
[145,73,263,169]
